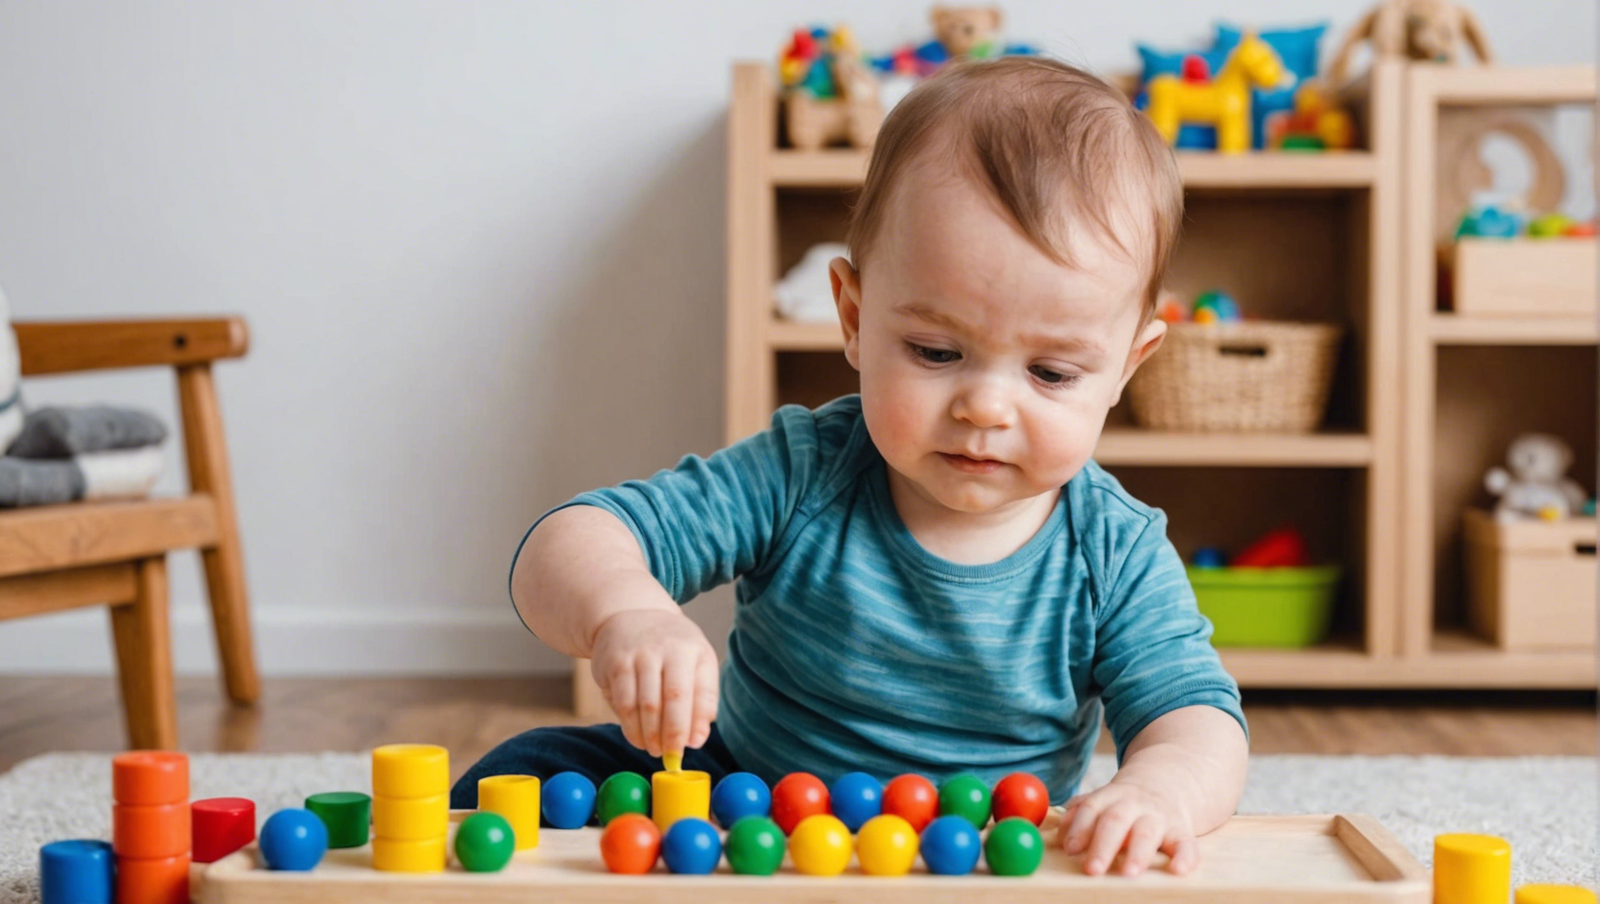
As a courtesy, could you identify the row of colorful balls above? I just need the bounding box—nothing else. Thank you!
[598,769,1054,877]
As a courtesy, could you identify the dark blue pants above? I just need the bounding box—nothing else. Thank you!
[449,722,745,812]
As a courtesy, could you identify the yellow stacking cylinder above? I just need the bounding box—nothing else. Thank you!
[1434,834,1512,904]
[1517,887,1598,904]
[371,837,448,873]
[372,744,449,798]
[370,793,450,840]
[478,775,541,850]
[651,770,710,832]
[370,744,449,873]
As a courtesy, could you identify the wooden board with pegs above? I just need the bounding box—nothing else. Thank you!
[196,811,1428,903]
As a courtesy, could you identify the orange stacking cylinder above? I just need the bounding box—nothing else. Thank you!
[111,752,190,904]
[112,803,190,859]
[370,744,449,873]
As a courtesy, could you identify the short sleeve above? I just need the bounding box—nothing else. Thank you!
[511,404,826,606]
[1091,509,1248,762]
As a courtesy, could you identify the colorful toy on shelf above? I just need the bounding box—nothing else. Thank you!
[780,25,884,150]
[875,5,1038,78]
[1452,199,1523,239]
[1265,82,1356,150]
[1192,289,1241,323]
[1230,526,1311,568]
[1145,32,1288,154]
[1326,0,1495,86]
[1484,433,1589,522]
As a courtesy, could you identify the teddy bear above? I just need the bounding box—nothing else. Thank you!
[1483,433,1588,522]
[1325,0,1495,86]
[879,6,1036,78]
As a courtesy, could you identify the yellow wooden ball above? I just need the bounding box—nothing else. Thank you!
[789,814,853,876]
[856,814,918,876]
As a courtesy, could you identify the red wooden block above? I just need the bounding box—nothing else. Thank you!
[192,797,256,863]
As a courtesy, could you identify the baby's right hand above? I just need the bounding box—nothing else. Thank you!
[589,609,719,758]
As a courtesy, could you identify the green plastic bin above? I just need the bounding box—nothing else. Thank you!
[1186,565,1341,647]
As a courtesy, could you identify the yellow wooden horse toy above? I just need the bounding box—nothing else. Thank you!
[1145,32,1288,153]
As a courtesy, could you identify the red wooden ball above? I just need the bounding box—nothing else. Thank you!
[881,774,939,833]
[771,773,831,836]
[991,773,1050,826]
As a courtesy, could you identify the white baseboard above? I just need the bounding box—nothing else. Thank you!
[0,606,573,676]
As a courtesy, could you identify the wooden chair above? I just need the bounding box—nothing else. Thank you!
[0,318,259,749]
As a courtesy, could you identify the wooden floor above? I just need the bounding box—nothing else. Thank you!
[0,676,1593,778]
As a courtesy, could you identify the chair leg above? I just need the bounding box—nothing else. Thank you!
[178,363,260,705]
[109,557,179,750]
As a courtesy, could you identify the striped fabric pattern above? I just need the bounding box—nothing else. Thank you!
[530,395,1244,803]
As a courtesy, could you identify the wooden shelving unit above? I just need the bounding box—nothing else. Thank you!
[722,60,1598,691]
[1399,64,1599,689]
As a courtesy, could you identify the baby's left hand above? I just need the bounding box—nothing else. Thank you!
[1058,777,1197,877]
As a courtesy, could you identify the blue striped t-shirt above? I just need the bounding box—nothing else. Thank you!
[523,394,1245,802]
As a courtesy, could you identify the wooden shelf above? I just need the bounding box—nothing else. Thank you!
[1097,430,1373,468]
[1220,640,1371,687]
[1430,314,1599,345]
[768,148,1379,190]
[1419,63,1596,105]
[1222,631,1593,688]
[768,319,843,350]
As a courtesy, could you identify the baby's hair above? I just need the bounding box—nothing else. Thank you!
[845,56,1184,321]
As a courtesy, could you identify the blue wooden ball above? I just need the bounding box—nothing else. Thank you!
[920,814,981,875]
[661,817,722,874]
[541,771,597,829]
[259,808,328,871]
[828,771,883,833]
[711,772,771,828]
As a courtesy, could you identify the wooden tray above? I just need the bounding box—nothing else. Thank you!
[197,811,1429,903]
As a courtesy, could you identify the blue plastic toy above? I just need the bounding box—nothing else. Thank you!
[542,771,598,829]
[711,772,772,828]
[920,814,982,875]
[662,817,723,874]
[259,808,328,871]
[40,839,114,904]
[829,771,884,833]
[1192,547,1228,568]
[1455,204,1522,239]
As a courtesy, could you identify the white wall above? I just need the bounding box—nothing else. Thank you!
[0,1,1591,676]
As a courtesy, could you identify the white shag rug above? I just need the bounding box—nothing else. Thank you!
[1,752,1594,902]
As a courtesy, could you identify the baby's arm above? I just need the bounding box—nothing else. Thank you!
[512,505,719,757]
[1059,705,1247,875]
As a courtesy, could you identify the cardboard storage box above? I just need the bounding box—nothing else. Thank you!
[1446,237,1598,318]
[1464,508,1597,650]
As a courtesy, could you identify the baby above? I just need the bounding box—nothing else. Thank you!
[454,56,1248,877]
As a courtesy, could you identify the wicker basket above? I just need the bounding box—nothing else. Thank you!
[1126,321,1343,433]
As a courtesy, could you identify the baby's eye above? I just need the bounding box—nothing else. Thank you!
[909,343,960,364]
[1030,365,1082,387]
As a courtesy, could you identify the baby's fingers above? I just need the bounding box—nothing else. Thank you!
[634,658,663,756]
[689,651,719,749]
[659,655,696,758]
[1082,804,1138,876]
[600,660,645,752]
[1119,814,1164,876]
[1162,834,1200,875]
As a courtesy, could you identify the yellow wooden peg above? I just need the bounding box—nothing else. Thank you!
[1434,833,1512,904]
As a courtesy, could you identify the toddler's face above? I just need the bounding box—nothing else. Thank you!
[832,163,1165,522]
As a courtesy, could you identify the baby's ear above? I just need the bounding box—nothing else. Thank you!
[1114,317,1168,403]
[829,257,863,371]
